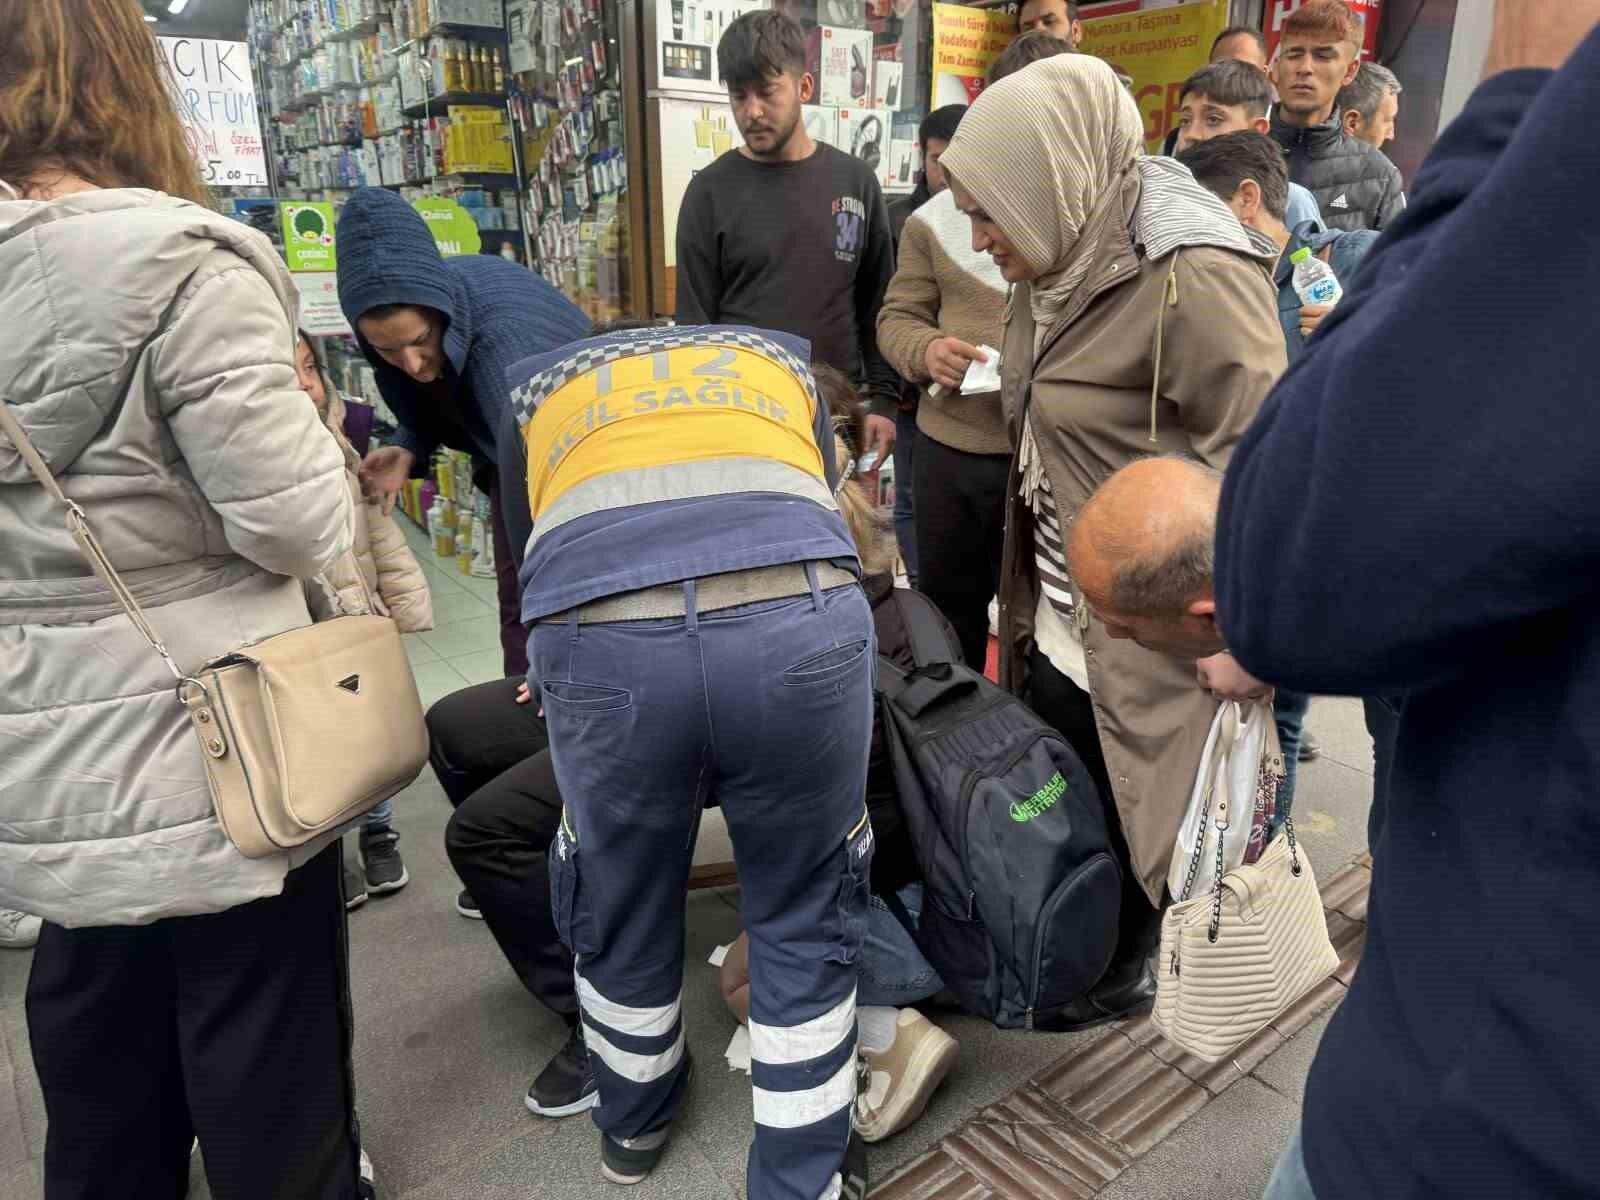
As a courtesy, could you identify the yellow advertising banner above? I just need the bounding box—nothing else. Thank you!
[930,3,1016,108]
[1080,0,1231,152]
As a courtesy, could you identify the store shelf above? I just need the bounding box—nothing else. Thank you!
[379,170,518,189]
[420,22,510,43]
[402,92,507,118]
[327,17,382,42]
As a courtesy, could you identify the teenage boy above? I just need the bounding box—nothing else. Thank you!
[1017,0,1080,46]
[675,10,898,463]
[1174,61,1322,228]
[1179,129,1380,813]
[336,188,590,678]
[1158,26,1272,155]
[1270,0,1405,231]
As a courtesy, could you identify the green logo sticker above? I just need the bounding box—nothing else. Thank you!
[280,202,337,273]
[1010,771,1065,823]
[412,196,482,258]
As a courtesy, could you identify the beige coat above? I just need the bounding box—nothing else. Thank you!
[0,189,352,927]
[309,390,433,633]
[997,171,1287,905]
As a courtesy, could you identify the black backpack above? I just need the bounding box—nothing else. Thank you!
[876,593,1121,1029]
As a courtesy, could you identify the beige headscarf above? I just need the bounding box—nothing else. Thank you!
[940,54,1145,325]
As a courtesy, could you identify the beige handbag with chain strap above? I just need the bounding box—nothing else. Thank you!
[1153,702,1339,1062]
[1,401,429,859]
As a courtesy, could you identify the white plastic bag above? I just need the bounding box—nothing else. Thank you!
[1167,699,1273,902]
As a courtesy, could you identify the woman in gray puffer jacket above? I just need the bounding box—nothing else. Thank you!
[0,2,370,1195]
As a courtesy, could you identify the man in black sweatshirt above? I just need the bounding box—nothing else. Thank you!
[675,10,898,463]
[1218,5,1600,1197]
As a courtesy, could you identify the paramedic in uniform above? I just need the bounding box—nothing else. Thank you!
[507,325,874,1200]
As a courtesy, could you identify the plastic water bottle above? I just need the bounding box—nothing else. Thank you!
[1291,246,1343,307]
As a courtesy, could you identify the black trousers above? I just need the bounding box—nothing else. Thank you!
[487,478,530,678]
[913,434,1011,670]
[1025,647,1165,975]
[429,677,578,1027]
[25,843,359,1200]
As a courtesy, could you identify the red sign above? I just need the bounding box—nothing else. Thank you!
[1266,0,1383,61]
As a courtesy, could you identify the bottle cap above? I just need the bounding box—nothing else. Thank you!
[1290,247,1313,264]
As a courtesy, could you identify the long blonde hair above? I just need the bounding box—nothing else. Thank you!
[811,364,895,576]
[0,0,210,204]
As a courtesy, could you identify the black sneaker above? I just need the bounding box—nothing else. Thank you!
[360,828,408,895]
[840,1128,869,1200]
[456,889,483,919]
[526,1024,598,1117]
[1297,732,1322,763]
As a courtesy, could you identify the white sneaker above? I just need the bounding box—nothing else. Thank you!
[0,908,41,949]
[853,1009,958,1142]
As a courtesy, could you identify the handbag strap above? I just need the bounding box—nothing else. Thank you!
[0,400,185,684]
[1178,700,1241,904]
[1206,698,1305,943]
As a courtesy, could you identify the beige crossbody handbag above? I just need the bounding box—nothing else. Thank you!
[1,402,429,859]
[1153,702,1339,1062]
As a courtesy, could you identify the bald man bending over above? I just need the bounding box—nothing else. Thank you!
[1067,458,1269,701]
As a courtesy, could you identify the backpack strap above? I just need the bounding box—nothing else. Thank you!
[879,886,920,943]
[891,588,961,669]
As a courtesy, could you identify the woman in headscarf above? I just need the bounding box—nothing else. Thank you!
[939,53,1287,1028]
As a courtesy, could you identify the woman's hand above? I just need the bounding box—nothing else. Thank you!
[358,446,416,516]
[924,337,985,391]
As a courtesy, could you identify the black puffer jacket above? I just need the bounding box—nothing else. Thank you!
[1271,109,1406,232]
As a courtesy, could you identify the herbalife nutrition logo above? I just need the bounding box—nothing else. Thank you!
[1011,772,1066,823]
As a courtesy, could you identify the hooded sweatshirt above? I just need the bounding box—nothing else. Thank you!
[335,188,590,477]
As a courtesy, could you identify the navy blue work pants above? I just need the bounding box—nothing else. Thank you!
[536,570,875,1200]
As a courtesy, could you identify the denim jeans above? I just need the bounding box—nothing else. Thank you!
[1272,690,1311,827]
[858,883,943,1008]
[1262,1127,1318,1200]
[360,797,393,834]
[892,408,918,583]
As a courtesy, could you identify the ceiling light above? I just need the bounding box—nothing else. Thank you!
[144,12,158,20]
[168,0,190,13]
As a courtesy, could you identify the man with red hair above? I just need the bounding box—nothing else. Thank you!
[1270,0,1404,231]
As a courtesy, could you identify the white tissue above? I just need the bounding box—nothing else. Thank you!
[708,943,730,967]
[724,1024,752,1073]
[960,345,1002,395]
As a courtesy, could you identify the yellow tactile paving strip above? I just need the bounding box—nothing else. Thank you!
[872,854,1373,1199]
